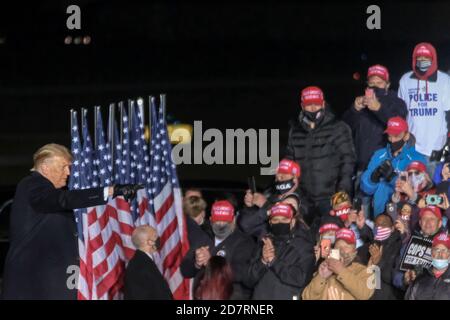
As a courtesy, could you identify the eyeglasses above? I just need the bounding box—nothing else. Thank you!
[408,171,421,177]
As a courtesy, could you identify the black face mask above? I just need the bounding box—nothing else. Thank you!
[270,223,291,237]
[303,110,323,123]
[390,139,406,153]
[367,86,387,96]
[153,237,161,250]
[274,179,295,194]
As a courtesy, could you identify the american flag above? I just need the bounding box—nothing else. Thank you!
[148,97,190,299]
[69,96,190,300]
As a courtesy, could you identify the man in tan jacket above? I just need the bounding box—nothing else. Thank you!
[302,228,375,300]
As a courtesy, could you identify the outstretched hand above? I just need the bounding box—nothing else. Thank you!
[113,184,144,202]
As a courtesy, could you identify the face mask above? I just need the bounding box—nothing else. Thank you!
[432,258,449,270]
[274,179,295,194]
[374,226,392,241]
[416,60,432,72]
[390,139,406,153]
[303,110,323,123]
[270,222,291,237]
[333,206,352,222]
[322,235,336,245]
[212,223,233,240]
[368,86,387,96]
[152,237,161,250]
[409,173,426,192]
[341,250,357,267]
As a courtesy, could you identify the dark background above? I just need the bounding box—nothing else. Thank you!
[0,0,450,188]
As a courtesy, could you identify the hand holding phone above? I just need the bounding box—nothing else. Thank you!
[320,239,332,259]
[329,249,340,261]
[365,88,374,99]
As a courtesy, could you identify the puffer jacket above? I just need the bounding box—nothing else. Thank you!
[286,108,356,203]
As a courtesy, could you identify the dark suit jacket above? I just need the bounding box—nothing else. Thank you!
[1,172,107,300]
[124,250,173,300]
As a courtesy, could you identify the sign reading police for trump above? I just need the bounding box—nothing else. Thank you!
[400,235,433,271]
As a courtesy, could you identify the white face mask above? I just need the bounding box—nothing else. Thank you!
[409,173,426,192]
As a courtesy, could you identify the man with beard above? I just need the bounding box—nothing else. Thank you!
[302,228,375,300]
[180,200,255,299]
[361,117,427,216]
[285,86,356,229]
[247,203,315,300]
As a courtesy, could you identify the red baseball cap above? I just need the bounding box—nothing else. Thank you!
[319,223,340,234]
[335,228,356,245]
[269,203,294,219]
[276,159,301,178]
[407,161,427,173]
[367,64,389,82]
[419,206,442,221]
[300,86,324,106]
[433,233,450,250]
[384,117,408,135]
[210,200,235,223]
[416,45,433,58]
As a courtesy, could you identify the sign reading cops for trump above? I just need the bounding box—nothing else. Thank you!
[400,235,433,271]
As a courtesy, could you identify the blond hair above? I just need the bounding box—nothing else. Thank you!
[32,143,73,171]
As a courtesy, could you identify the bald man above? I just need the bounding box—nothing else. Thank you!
[124,225,173,300]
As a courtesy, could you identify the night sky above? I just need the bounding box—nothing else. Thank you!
[0,0,449,187]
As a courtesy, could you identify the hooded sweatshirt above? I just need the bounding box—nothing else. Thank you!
[398,42,450,157]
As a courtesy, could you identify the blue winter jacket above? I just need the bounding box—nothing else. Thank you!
[361,142,427,216]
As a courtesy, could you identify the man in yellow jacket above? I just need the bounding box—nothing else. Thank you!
[302,228,375,300]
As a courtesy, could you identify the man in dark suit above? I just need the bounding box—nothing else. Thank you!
[124,225,173,300]
[1,143,140,300]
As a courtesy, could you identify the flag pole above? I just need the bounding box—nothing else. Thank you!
[70,109,75,138]
[128,99,133,133]
[94,106,99,149]
[160,93,166,121]
[119,101,124,143]
[108,103,115,174]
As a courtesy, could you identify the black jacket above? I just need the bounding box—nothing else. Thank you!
[124,250,173,300]
[405,266,450,300]
[342,88,407,171]
[181,228,256,300]
[238,191,309,241]
[247,224,315,300]
[1,172,107,300]
[286,109,356,203]
[370,230,403,300]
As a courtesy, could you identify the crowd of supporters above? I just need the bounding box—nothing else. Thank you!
[181,42,450,300]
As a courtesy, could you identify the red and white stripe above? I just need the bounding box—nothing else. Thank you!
[153,182,190,300]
